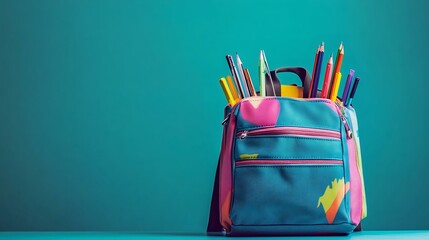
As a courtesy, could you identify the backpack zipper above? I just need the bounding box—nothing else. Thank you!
[335,100,353,139]
[235,159,343,167]
[236,126,341,140]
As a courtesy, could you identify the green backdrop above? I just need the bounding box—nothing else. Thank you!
[1,0,428,232]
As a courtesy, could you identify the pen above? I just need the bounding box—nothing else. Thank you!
[311,42,324,98]
[236,53,250,97]
[262,50,276,96]
[346,77,360,107]
[341,69,355,104]
[226,55,245,99]
[259,50,266,96]
[321,54,333,98]
[219,77,236,106]
[330,72,342,101]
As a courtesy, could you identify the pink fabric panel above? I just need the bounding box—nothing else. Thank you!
[347,137,363,225]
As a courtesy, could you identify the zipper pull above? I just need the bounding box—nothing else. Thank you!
[221,113,231,126]
[239,130,248,139]
[340,114,353,139]
[335,100,353,139]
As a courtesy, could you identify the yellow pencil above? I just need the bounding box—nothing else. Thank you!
[220,77,236,106]
[330,72,342,101]
[226,75,239,102]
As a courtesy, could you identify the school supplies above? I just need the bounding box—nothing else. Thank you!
[226,76,239,102]
[259,50,266,96]
[330,72,342,101]
[328,43,344,97]
[341,69,355,104]
[226,55,245,99]
[262,50,276,96]
[243,69,256,96]
[321,54,333,98]
[310,42,324,98]
[211,45,366,236]
[308,44,320,98]
[236,54,250,97]
[346,77,360,107]
[219,77,236,106]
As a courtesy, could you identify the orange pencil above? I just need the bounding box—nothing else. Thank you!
[321,54,333,98]
[308,44,320,98]
[327,43,343,97]
[329,45,344,97]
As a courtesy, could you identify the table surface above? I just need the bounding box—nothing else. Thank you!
[1,231,429,240]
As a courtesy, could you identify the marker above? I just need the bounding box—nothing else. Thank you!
[219,77,236,106]
[311,42,324,98]
[321,54,333,98]
[259,50,266,96]
[346,77,360,107]
[236,53,250,97]
[226,75,239,102]
[262,50,276,96]
[341,69,355,104]
[226,55,245,99]
[330,72,342,101]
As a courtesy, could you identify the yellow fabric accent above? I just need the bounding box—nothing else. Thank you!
[239,154,259,159]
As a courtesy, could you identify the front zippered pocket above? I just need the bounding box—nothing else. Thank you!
[237,126,341,140]
[230,159,350,226]
[234,126,342,161]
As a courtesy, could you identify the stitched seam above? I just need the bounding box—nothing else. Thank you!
[235,165,342,168]
[241,98,331,104]
[238,136,340,141]
[237,125,339,131]
[235,156,342,160]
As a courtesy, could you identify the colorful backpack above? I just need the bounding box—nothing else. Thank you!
[207,67,367,236]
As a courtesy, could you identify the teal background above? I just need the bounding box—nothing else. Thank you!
[1,0,428,232]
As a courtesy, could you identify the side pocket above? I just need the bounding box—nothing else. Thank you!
[346,107,367,220]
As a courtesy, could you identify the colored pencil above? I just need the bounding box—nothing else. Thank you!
[244,68,256,96]
[346,77,360,107]
[330,72,342,101]
[329,46,344,99]
[321,54,333,98]
[341,69,355,104]
[310,42,324,98]
[327,42,343,97]
[308,44,320,98]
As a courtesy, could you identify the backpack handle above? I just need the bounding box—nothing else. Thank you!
[265,67,312,98]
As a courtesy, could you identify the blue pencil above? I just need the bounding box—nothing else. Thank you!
[346,77,360,107]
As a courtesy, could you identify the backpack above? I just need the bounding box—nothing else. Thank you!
[207,67,367,236]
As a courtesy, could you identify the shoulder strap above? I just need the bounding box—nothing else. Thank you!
[265,67,312,98]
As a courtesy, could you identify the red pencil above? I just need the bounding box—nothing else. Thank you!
[321,54,333,98]
[308,45,320,98]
